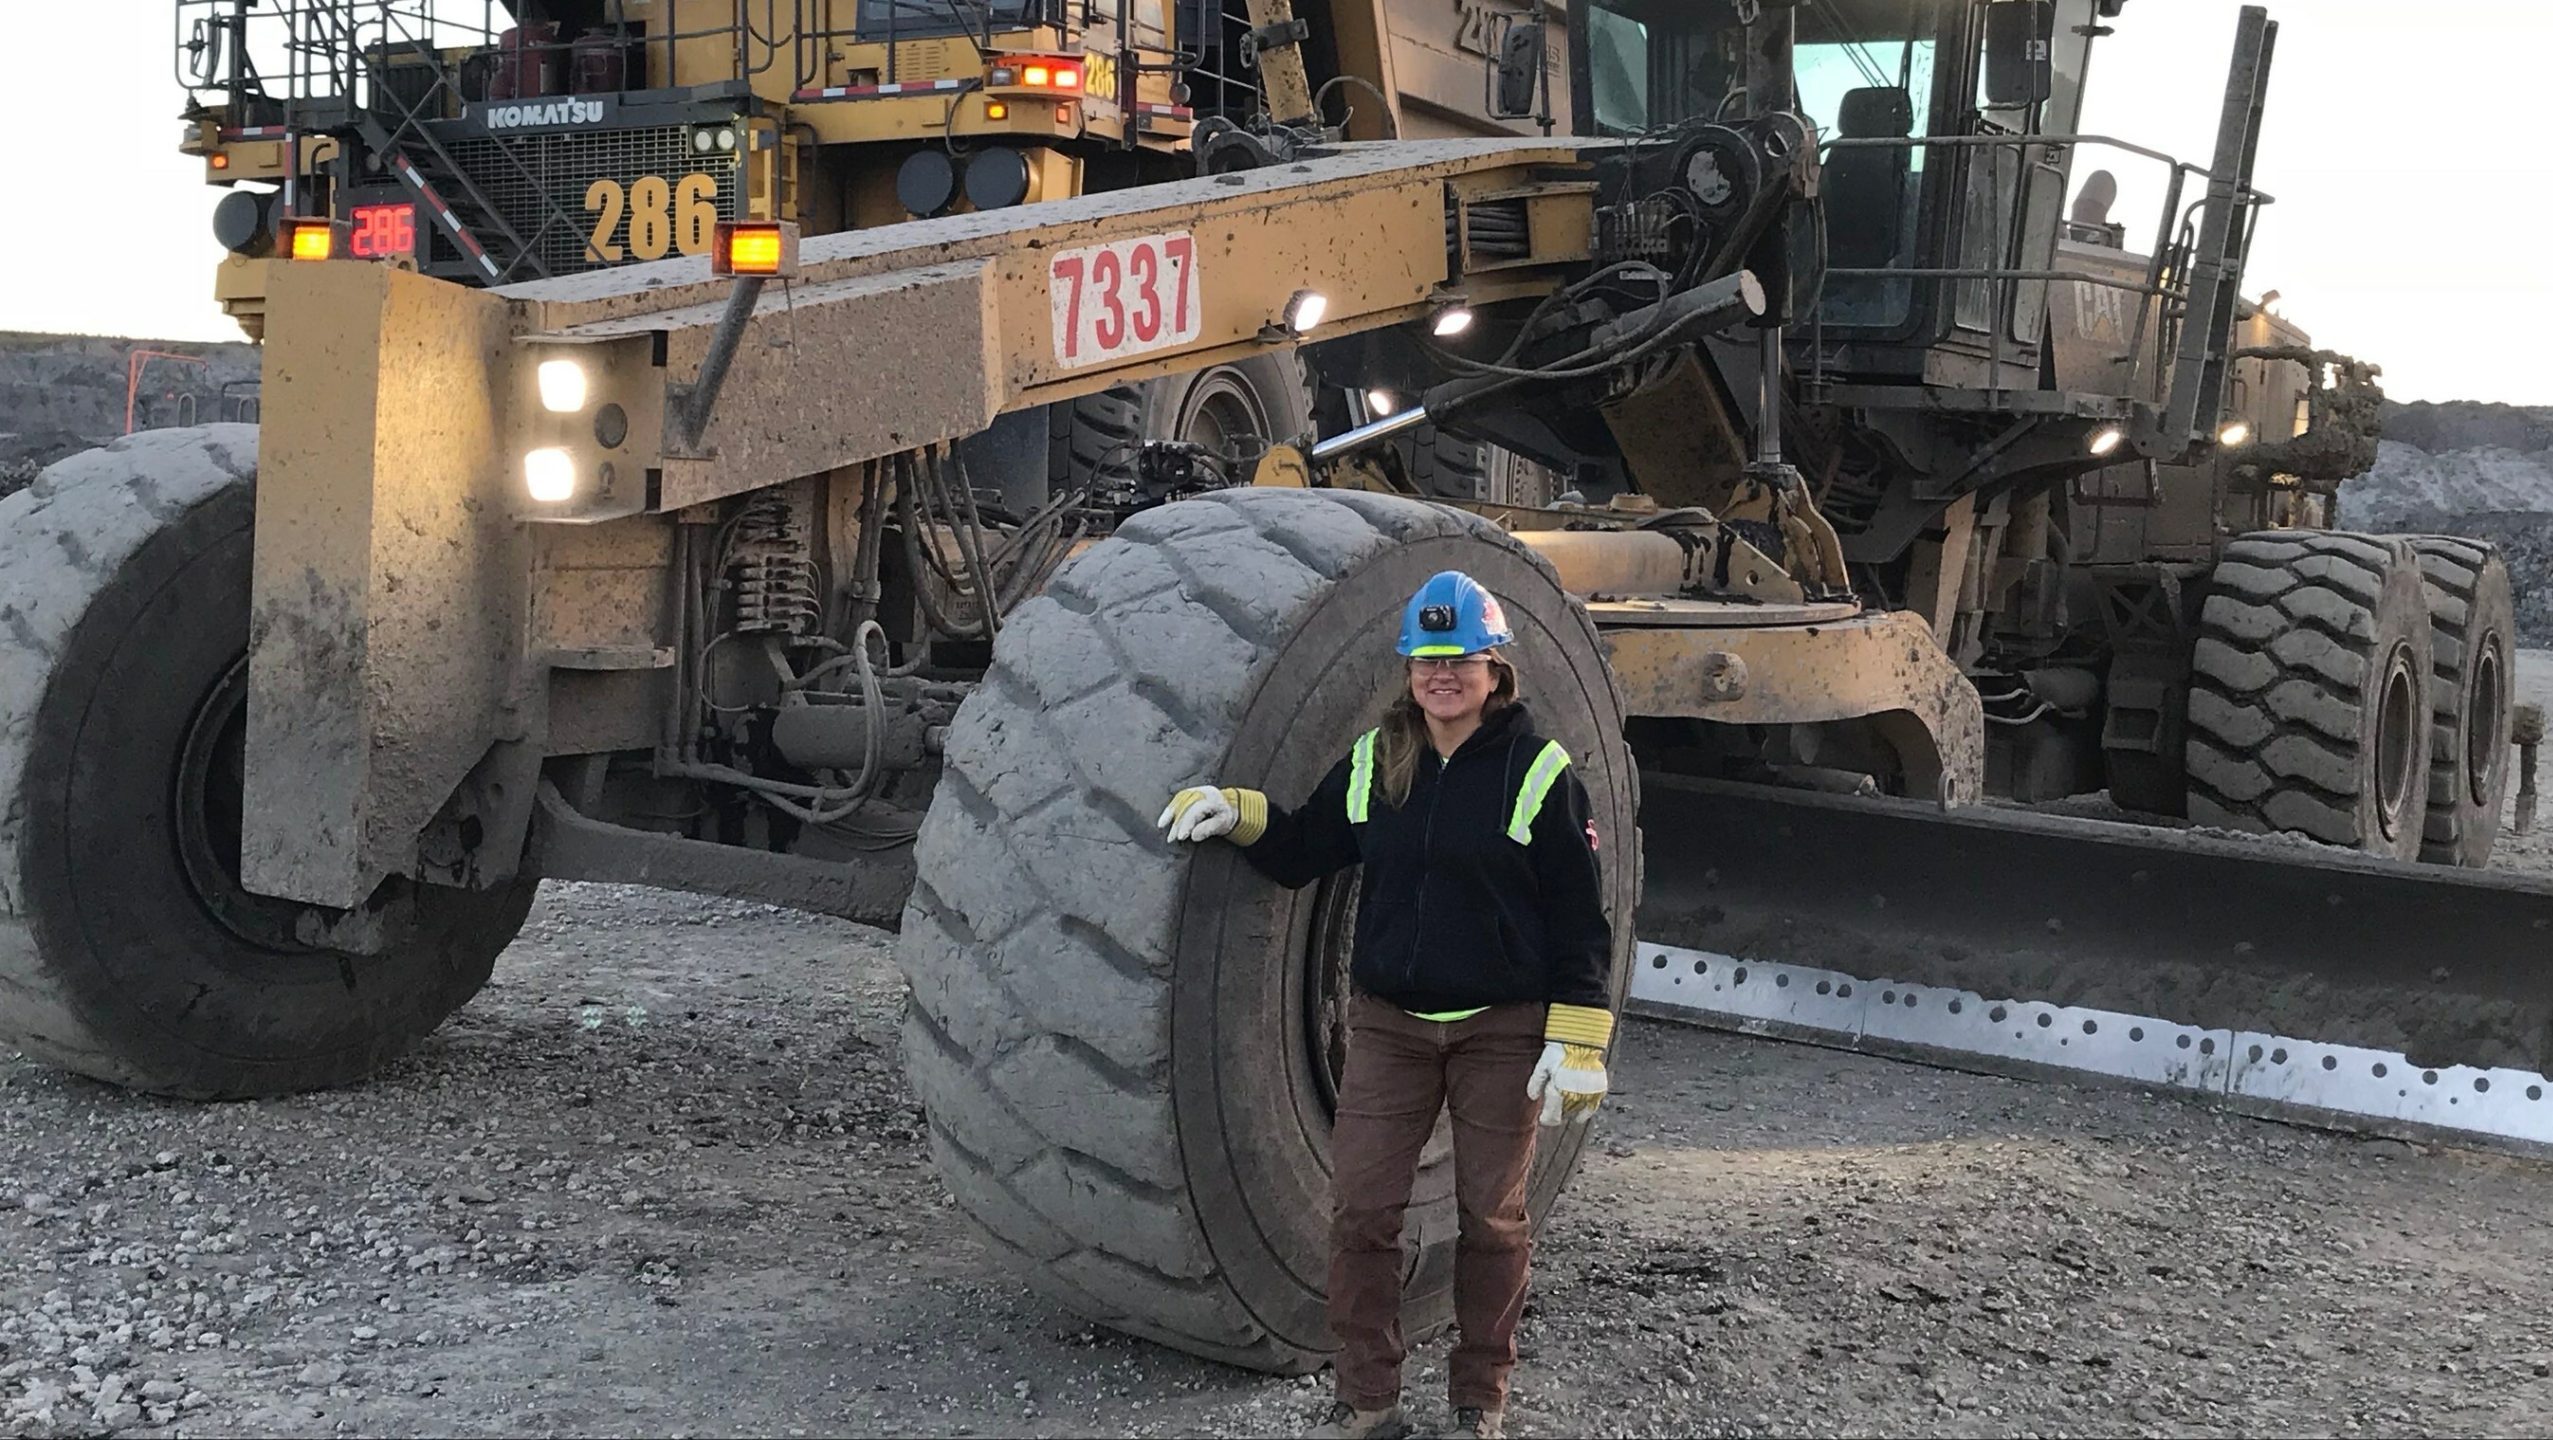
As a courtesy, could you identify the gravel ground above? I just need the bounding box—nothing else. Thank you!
[7,659,2553,1438]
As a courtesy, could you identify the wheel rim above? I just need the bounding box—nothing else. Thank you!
[2375,644,2419,840]
[1304,870,1361,1112]
[2469,637,2508,807]
[1178,367,1275,458]
[172,657,314,953]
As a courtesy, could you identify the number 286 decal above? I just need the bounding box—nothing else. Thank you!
[585,172,720,262]
[1049,231,1201,368]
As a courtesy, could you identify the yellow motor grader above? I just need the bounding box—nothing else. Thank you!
[7,0,2544,1376]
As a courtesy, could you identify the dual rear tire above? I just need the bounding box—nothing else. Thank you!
[2184,529,2514,866]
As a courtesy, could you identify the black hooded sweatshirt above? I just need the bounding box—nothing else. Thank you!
[1241,702,1614,1017]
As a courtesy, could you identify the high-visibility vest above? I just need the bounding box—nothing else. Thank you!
[1344,728,1572,843]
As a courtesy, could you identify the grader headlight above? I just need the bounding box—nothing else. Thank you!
[537,359,590,414]
[523,448,577,504]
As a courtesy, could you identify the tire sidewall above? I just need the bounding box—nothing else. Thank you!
[1146,355,1314,455]
[2459,562,2517,859]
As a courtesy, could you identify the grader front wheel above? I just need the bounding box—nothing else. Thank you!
[2184,531,2434,860]
[897,488,1637,1371]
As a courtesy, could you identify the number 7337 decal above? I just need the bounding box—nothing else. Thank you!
[1049,231,1201,368]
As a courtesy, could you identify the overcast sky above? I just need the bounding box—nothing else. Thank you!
[0,0,2533,403]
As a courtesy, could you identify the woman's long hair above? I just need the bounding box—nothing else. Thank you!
[1373,653,1519,808]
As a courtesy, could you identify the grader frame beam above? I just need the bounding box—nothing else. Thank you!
[241,138,1609,906]
[237,128,1984,914]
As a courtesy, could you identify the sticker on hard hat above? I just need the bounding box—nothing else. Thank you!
[1050,231,1202,368]
[1479,595,1508,635]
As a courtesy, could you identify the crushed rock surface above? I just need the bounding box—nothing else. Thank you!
[9,668,2553,1438]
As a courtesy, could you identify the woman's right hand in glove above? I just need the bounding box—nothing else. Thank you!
[1157,785,1267,845]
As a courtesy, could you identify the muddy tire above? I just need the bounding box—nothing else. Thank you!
[2406,536,2515,867]
[2185,530,2433,859]
[0,426,533,1098]
[1052,355,1314,492]
[898,488,1637,1371]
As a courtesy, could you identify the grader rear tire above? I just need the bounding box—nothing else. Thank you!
[898,488,1638,1371]
[0,427,534,1098]
[1393,426,1562,508]
[2406,536,2515,868]
[1053,356,1314,492]
[2185,531,2433,860]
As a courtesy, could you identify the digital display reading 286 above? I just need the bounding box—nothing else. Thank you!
[349,203,417,260]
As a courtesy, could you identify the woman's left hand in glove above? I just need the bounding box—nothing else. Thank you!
[1525,1040,1608,1126]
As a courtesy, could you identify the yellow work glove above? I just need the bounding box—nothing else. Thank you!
[1528,1002,1615,1126]
[1156,784,1268,845]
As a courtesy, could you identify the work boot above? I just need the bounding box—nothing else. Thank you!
[1308,1398,1412,1439]
[1448,1405,1506,1439]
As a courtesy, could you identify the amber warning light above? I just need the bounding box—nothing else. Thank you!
[281,218,343,262]
[712,220,801,279]
[990,58,1083,91]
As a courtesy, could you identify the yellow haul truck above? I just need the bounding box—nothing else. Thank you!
[9,0,2545,1376]
[175,0,1560,502]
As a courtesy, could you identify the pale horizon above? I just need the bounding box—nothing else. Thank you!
[0,0,2539,405]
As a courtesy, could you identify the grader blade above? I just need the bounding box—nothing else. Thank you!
[1633,776,2553,1148]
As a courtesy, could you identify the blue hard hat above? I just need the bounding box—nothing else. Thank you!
[1398,570,1513,657]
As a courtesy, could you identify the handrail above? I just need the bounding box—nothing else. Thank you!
[177,0,788,123]
[1810,127,2270,408]
[791,0,1072,92]
[125,351,211,436]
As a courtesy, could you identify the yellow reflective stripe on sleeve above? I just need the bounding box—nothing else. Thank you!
[1505,739,1572,843]
[1544,1002,1615,1049]
[1345,729,1379,825]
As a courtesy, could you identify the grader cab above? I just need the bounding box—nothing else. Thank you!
[3,0,2541,1378]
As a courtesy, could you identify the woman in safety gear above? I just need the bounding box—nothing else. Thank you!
[1157,569,1615,1440]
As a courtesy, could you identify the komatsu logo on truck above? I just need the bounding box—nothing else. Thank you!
[477,99,610,129]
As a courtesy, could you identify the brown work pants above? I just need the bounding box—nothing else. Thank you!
[1329,993,1545,1413]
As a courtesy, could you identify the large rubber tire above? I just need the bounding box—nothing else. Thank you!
[2407,535,2515,867]
[898,488,1638,1372]
[2185,530,2433,860]
[1396,423,1495,501]
[0,426,534,1098]
[1390,425,1560,508]
[1052,355,1314,491]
